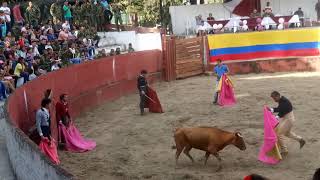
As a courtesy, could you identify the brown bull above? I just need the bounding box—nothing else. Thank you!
[173,127,246,170]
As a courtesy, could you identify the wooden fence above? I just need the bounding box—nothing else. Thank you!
[163,36,205,81]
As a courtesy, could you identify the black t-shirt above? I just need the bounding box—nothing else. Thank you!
[273,96,293,118]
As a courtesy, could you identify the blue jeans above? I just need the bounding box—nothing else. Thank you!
[70,58,81,64]
[0,81,7,100]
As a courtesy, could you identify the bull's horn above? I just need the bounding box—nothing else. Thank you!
[236,132,243,138]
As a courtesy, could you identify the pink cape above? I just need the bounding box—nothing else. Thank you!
[218,75,237,107]
[258,106,281,164]
[39,139,60,165]
[59,122,96,153]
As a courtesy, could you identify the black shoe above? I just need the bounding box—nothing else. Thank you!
[299,139,306,149]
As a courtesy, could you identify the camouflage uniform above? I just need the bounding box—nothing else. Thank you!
[72,3,82,27]
[81,2,92,27]
[41,3,50,24]
[113,4,123,31]
[50,2,62,25]
[97,4,105,31]
[25,5,41,27]
[90,3,98,28]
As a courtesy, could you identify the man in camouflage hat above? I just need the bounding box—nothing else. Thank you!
[50,0,62,25]
[25,1,41,27]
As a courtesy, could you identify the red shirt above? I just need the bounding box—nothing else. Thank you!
[55,101,70,123]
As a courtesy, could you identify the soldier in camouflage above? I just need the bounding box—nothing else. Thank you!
[90,1,98,29]
[72,0,82,27]
[81,0,92,27]
[50,0,62,25]
[97,2,105,31]
[25,1,41,27]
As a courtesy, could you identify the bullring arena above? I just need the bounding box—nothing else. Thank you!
[59,72,320,180]
[3,1,320,180]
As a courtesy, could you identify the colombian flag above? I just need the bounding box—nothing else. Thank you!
[208,28,320,62]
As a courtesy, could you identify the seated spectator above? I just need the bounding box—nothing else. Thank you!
[47,28,56,41]
[28,68,37,81]
[263,8,274,17]
[109,49,115,56]
[51,59,61,71]
[128,43,134,53]
[207,13,215,22]
[314,168,320,180]
[115,47,121,55]
[58,28,69,41]
[251,9,261,18]
[53,20,63,32]
[62,20,71,31]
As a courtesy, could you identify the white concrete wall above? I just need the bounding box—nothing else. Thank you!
[97,31,162,52]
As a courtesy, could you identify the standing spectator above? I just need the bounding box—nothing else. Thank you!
[50,0,62,25]
[12,3,24,25]
[36,98,52,141]
[0,2,11,33]
[97,2,105,31]
[0,10,7,39]
[72,0,82,27]
[63,1,72,25]
[101,0,113,24]
[113,3,123,31]
[81,1,92,27]
[25,1,41,28]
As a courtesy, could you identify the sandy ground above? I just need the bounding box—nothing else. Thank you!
[60,72,320,180]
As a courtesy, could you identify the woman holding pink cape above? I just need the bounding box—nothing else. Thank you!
[56,94,96,152]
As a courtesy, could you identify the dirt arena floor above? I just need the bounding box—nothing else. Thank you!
[60,72,320,180]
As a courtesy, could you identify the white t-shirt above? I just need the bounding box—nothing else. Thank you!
[0,7,11,22]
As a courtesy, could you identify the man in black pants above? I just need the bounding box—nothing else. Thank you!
[36,98,52,141]
[137,70,148,115]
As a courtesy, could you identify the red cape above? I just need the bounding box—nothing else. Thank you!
[146,87,164,113]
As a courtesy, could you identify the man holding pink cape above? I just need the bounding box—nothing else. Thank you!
[213,59,229,104]
[56,94,96,152]
[259,106,282,164]
[268,91,306,157]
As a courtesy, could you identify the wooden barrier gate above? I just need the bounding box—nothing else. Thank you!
[163,36,205,81]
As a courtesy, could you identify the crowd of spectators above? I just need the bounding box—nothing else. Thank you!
[0,0,134,101]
